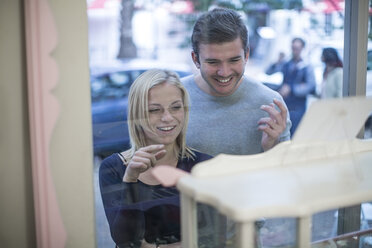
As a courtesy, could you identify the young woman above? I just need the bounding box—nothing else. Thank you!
[321,47,343,99]
[99,69,212,248]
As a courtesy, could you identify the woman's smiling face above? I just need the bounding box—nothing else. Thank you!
[143,82,185,146]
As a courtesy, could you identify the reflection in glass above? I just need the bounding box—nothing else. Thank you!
[312,203,372,248]
[87,1,372,247]
[365,47,372,139]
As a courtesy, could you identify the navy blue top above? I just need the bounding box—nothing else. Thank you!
[99,151,213,247]
[281,59,316,110]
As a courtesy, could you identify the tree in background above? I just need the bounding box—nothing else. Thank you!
[189,0,215,11]
[117,0,137,59]
[115,0,305,58]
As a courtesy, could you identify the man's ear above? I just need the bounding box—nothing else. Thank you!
[191,51,200,69]
[245,47,250,60]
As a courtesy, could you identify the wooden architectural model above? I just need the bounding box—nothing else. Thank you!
[154,96,372,248]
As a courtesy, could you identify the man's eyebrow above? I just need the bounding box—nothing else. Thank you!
[204,58,220,62]
[204,56,242,62]
[230,56,242,60]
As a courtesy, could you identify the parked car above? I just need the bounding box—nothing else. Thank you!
[90,59,192,158]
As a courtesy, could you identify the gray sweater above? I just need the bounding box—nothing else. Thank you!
[182,75,291,156]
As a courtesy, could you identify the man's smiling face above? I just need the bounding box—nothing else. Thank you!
[193,37,249,96]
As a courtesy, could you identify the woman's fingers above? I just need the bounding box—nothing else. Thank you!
[131,155,152,169]
[123,144,170,182]
[133,144,167,168]
[138,144,166,166]
[129,161,149,172]
[139,144,165,153]
[154,149,167,161]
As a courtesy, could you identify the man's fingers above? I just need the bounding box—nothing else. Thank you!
[273,98,287,120]
[260,104,277,118]
[258,118,280,140]
[258,117,277,129]
[261,100,286,126]
[259,125,276,137]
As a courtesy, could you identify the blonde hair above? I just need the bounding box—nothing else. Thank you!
[123,69,194,161]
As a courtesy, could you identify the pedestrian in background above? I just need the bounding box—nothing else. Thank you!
[279,37,316,136]
[266,51,286,75]
[320,47,343,99]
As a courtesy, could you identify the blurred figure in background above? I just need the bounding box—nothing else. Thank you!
[266,51,286,75]
[320,47,343,99]
[279,37,316,136]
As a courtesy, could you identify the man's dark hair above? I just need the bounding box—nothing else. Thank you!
[191,8,249,62]
[292,37,306,47]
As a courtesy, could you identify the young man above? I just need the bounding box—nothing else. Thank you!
[182,8,291,157]
[279,37,316,135]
